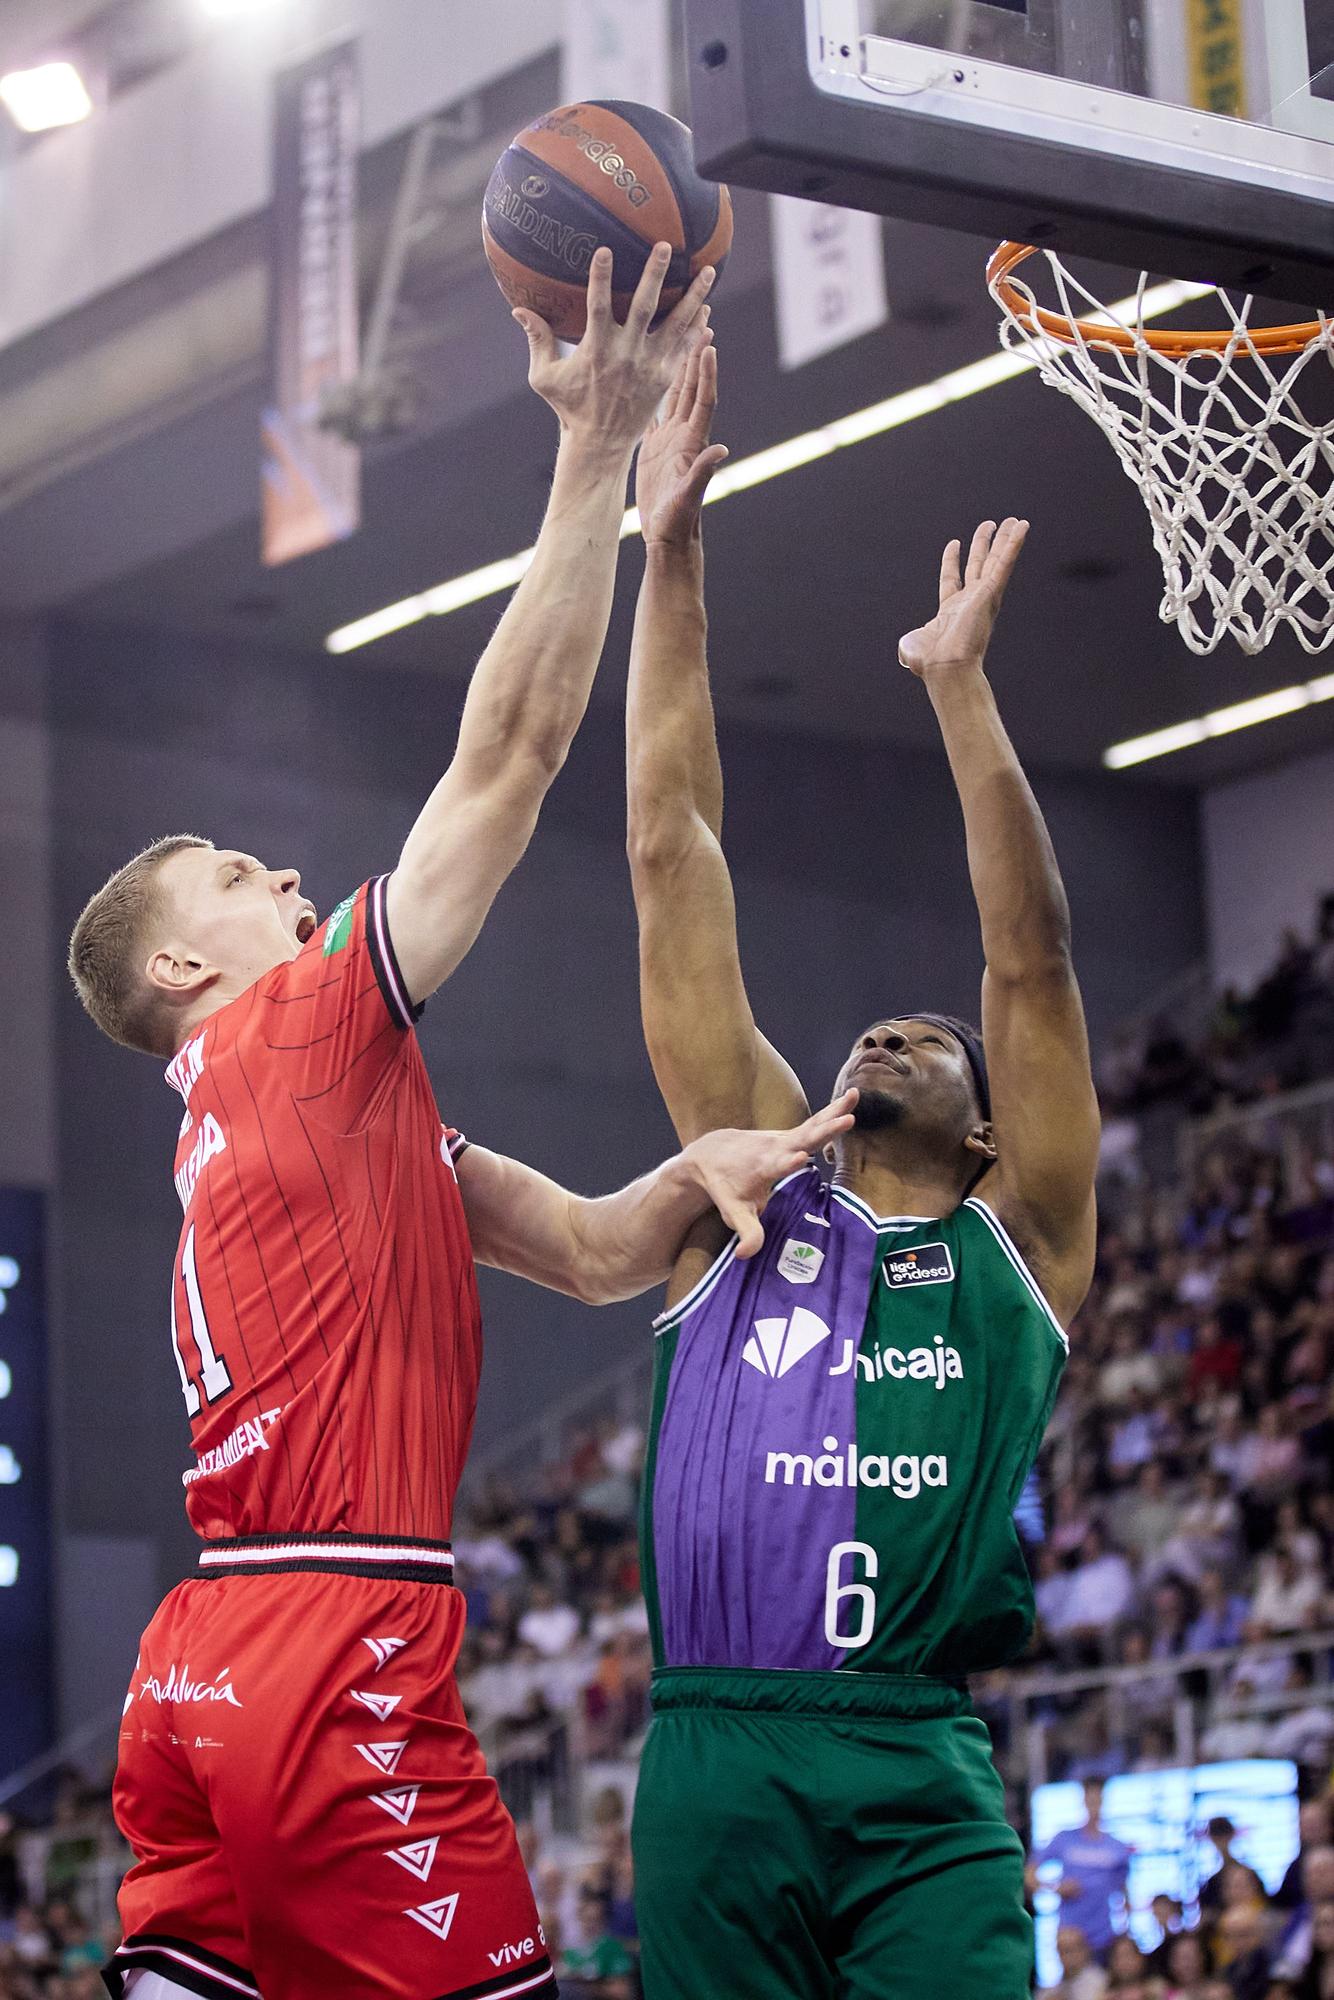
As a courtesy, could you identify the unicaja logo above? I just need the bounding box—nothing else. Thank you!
[139,1664,242,1707]
[742,1308,831,1380]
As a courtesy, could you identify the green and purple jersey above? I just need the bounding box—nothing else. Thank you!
[641,1167,1067,1677]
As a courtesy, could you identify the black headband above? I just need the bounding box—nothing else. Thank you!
[902,1012,991,1122]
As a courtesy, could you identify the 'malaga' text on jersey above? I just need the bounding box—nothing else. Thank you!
[642,1170,1067,1677]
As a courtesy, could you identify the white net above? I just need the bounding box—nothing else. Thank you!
[990,251,1334,657]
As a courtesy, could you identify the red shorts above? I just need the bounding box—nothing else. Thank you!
[106,1536,556,2000]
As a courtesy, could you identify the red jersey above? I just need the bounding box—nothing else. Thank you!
[163,875,479,1545]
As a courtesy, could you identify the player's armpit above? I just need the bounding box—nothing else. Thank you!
[386,750,557,1007]
[982,959,1099,1329]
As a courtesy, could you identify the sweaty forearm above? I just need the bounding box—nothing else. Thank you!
[627,540,723,845]
[924,665,1072,979]
[569,1152,710,1304]
[455,433,635,778]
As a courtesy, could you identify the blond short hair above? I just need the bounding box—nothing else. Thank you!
[68,836,213,1057]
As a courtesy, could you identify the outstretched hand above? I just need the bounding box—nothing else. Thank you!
[635,341,729,549]
[514,244,716,456]
[898,519,1029,680]
[681,1091,858,1259]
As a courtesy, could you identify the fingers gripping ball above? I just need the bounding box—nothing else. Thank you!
[482,100,733,341]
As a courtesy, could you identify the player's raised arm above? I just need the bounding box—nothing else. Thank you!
[626,345,808,1145]
[385,245,716,1007]
[901,519,1100,1327]
[453,1092,856,1303]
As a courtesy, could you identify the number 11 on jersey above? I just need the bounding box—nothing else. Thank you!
[170,1223,233,1415]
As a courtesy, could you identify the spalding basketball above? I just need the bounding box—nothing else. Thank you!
[482,100,732,341]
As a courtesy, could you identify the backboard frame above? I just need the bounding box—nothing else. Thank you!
[683,0,1334,306]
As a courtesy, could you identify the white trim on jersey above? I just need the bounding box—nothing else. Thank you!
[651,1165,818,1336]
[829,1185,938,1232]
[479,1970,558,2000]
[115,1950,260,1998]
[963,1197,1070,1352]
[123,1974,241,2000]
[197,1539,454,1572]
[368,873,417,1029]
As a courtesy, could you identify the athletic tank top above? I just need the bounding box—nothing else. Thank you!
[641,1167,1067,1677]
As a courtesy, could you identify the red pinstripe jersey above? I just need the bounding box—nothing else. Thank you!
[163,876,479,1543]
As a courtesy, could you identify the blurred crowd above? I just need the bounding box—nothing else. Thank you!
[1101,894,1334,1121]
[1035,1783,1334,2000]
[1019,1124,1334,1775]
[0,1785,124,1999]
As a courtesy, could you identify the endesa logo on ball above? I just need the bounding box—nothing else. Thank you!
[534,111,654,207]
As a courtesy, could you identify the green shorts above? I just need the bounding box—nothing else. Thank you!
[631,1667,1031,2000]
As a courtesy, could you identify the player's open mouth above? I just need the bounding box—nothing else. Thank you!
[296,909,317,945]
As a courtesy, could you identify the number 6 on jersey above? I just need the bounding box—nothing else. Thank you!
[170,1224,233,1415]
[824,1540,878,1651]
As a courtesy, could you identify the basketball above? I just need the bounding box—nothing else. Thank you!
[482,100,733,341]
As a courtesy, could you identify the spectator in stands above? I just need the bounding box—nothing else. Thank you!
[1272,1847,1334,1985]
[1062,1528,1139,1659]
[1190,1318,1246,1400]
[1250,1546,1324,1636]
[1027,1782,1134,1964]
[1037,1543,1078,1648]
[1186,1568,1250,1652]
[1292,1899,1334,2000]
[9,1910,53,1979]
[1162,1929,1210,1998]
[1102,1322,1164,1407]
[1161,1478,1244,1590]
[1109,1386,1171,1484]
[1116,1463,1186,1570]
[1107,1935,1152,1988]
[1200,1823,1267,1925]
[1276,1804,1334,1910]
[1237,1412,1304,1533]
[559,1885,635,1998]
[1268,1662,1334,1775]
[1218,1902,1274,2000]
[517,1580,581,1658]
[1041,1925,1109,2000]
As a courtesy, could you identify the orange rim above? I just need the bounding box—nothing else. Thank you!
[987,241,1327,358]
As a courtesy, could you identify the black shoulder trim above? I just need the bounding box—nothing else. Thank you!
[366,874,425,1029]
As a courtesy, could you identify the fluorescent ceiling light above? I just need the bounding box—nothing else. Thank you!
[1104,672,1334,769]
[0,61,93,132]
[326,278,1210,657]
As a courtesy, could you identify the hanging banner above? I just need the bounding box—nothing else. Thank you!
[561,0,672,111]
[262,40,361,569]
[770,196,889,371]
[1186,0,1248,117]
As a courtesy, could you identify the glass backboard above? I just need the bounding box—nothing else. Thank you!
[684,0,1334,304]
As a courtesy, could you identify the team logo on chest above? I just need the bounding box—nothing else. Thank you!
[882,1241,955,1288]
[777,1240,825,1286]
[741,1307,831,1380]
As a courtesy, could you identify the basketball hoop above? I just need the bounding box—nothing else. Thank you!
[988,242,1334,657]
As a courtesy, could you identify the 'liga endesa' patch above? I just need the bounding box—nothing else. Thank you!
[882,1242,955,1288]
